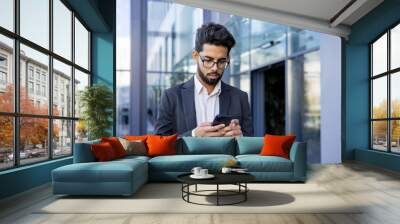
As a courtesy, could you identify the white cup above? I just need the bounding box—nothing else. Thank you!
[200,169,208,176]
[221,167,232,174]
[191,167,202,176]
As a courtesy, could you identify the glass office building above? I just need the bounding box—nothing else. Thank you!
[117,0,322,162]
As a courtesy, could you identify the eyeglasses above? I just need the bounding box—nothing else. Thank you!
[199,55,230,69]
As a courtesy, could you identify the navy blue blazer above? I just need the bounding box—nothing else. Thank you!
[155,77,254,136]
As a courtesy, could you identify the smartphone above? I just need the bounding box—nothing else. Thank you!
[211,114,240,126]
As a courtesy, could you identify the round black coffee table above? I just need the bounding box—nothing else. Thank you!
[177,172,255,206]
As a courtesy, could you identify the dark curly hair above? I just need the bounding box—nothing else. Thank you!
[195,22,236,54]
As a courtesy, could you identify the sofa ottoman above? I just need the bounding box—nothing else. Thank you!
[52,149,149,195]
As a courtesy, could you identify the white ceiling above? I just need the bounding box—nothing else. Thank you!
[228,0,353,23]
[173,0,384,38]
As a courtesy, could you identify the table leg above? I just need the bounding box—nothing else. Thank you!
[195,184,197,192]
[245,183,247,201]
[217,184,219,206]
[181,184,183,199]
[187,184,190,202]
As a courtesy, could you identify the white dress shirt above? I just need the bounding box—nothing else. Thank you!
[191,76,221,136]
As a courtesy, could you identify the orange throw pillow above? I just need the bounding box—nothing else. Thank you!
[101,137,127,158]
[146,134,177,157]
[124,135,149,142]
[91,142,117,161]
[259,134,296,159]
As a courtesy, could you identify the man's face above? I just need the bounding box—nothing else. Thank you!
[193,44,229,86]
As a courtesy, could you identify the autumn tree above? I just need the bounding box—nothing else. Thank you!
[0,84,60,152]
[0,85,14,150]
[372,99,400,144]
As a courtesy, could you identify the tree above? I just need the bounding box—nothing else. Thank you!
[392,99,400,143]
[76,119,87,141]
[0,85,14,149]
[79,84,113,140]
[372,99,400,144]
[0,84,59,151]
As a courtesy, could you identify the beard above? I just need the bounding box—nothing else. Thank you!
[197,66,223,86]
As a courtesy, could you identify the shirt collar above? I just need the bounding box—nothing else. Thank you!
[194,75,222,96]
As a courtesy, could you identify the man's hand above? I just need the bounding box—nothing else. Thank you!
[193,122,226,137]
[223,119,242,137]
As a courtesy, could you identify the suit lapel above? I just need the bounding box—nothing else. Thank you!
[219,82,231,115]
[181,78,197,129]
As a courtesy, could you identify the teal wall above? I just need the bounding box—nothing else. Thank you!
[92,33,114,87]
[345,0,400,171]
[92,32,115,136]
[0,158,72,199]
[0,0,116,200]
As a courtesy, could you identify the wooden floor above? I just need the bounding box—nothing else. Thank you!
[1,162,400,224]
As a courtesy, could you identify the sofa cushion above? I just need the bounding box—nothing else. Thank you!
[178,137,235,155]
[91,142,118,161]
[119,138,148,156]
[101,137,127,158]
[260,134,296,159]
[236,155,293,172]
[235,137,264,155]
[148,154,235,172]
[73,139,100,163]
[53,158,147,183]
[124,135,149,142]
[115,155,150,163]
[147,134,177,157]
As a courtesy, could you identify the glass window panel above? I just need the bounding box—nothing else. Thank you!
[391,72,400,118]
[117,0,131,71]
[372,33,387,76]
[0,0,14,31]
[228,73,250,96]
[0,34,14,112]
[20,44,49,115]
[240,74,250,96]
[372,121,388,151]
[0,116,14,170]
[372,77,387,119]
[250,21,286,70]
[53,119,72,157]
[116,0,131,136]
[288,28,320,56]
[74,69,89,118]
[20,0,49,49]
[75,120,88,143]
[20,117,49,165]
[391,24,400,70]
[146,72,162,134]
[229,75,240,89]
[146,2,202,73]
[226,16,250,74]
[53,59,72,117]
[116,71,130,136]
[391,120,400,153]
[302,51,321,162]
[53,0,72,60]
[74,18,89,70]
[287,51,321,162]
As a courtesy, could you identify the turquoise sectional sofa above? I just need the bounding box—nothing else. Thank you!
[52,137,307,196]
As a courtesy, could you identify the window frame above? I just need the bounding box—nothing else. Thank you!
[370,20,400,154]
[0,0,92,171]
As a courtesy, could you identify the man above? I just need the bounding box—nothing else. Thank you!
[155,22,253,137]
